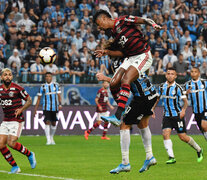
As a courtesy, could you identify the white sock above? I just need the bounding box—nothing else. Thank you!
[203,132,207,141]
[45,125,50,142]
[50,125,57,140]
[164,139,174,158]
[188,136,201,152]
[120,129,130,165]
[140,126,153,160]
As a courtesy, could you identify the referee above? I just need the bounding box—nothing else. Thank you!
[34,72,62,145]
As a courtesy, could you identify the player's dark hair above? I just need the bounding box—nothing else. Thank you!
[45,72,52,76]
[93,10,112,24]
[166,67,176,71]
[192,66,200,72]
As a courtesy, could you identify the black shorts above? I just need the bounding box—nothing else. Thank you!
[123,96,157,125]
[162,116,186,133]
[43,111,58,122]
[194,111,207,131]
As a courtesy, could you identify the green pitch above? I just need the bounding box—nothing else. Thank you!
[0,135,206,180]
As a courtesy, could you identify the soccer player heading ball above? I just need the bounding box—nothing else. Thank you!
[93,10,162,126]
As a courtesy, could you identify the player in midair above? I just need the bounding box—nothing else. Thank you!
[0,68,36,173]
[93,9,162,126]
[84,81,114,140]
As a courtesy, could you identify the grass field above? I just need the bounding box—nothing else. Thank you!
[0,135,206,180]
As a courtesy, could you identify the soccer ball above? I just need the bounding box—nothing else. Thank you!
[39,47,56,64]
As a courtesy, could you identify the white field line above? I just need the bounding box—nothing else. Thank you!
[0,170,81,180]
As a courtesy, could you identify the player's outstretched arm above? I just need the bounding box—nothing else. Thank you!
[94,49,124,58]
[135,17,162,31]
[15,96,32,117]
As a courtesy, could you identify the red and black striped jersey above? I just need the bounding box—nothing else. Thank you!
[112,15,150,57]
[0,82,29,122]
[96,87,109,113]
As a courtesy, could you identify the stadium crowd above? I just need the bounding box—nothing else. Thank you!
[0,0,207,84]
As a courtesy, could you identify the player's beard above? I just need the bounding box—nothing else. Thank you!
[3,80,11,87]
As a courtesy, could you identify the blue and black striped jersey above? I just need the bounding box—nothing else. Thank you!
[38,82,61,111]
[184,78,207,114]
[131,74,157,100]
[158,82,186,117]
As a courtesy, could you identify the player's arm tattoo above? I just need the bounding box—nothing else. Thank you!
[22,96,32,111]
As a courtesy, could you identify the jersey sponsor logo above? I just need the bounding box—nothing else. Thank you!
[119,91,130,97]
[148,93,158,100]
[0,88,3,91]
[45,92,57,95]
[0,99,12,106]
[118,35,128,48]
[137,114,143,120]
[191,89,204,93]
[161,95,176,99]
[124,17,134,22]
[10,87,15,90]
[8,91,14,97]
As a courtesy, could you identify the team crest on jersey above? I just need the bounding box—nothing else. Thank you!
[53,87,56,91]
[201,84,204,89]
[8,91,14,97]
[171,90,175,95]
[116,27,122,33]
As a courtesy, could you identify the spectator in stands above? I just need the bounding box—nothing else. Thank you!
[69,43,80,63]
[180,12,190,32]
[80,46,91,71]
[43,0,56,16]
[168,27,179,54]
[18,41,27,60]
[44,62,59,82]
[181,45,193,62]
[79,23,87,40]
[86,59,99,83]
[196,41,204,58]
[163,48,178,70]
[28,24,42,47]
[109,5,118,19]
[71,59,85,84]
[19,61,30,83]
[154,36,167,58]
[87,35,97,51]
[25,47,37,65]
[63,19,75,36]
[200,48,207,65]
[187,48,201,67]
[79,0,92,19]
[28,8,39,24]
[17,13,35,33]
[64,1,76,20]
[70,11,79,29]
[51,5,65,22]
[173,54,188,81]
[179,30,192,52]
[152,51,164,75]
[8,49,21,72]
[199,61,207,78]
[0,48,6,67]
[187,19,198,43]
[30,56,45,83]
[42,27,56,47]
[73,30,83,50]
[60,60,72,83]
[10,61,18,82]
[201,20,207,44]
[99,0,109,12]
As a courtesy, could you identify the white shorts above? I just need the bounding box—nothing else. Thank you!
[118,50,153,75]
[96,112,110,121]
[0,121,24,138]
